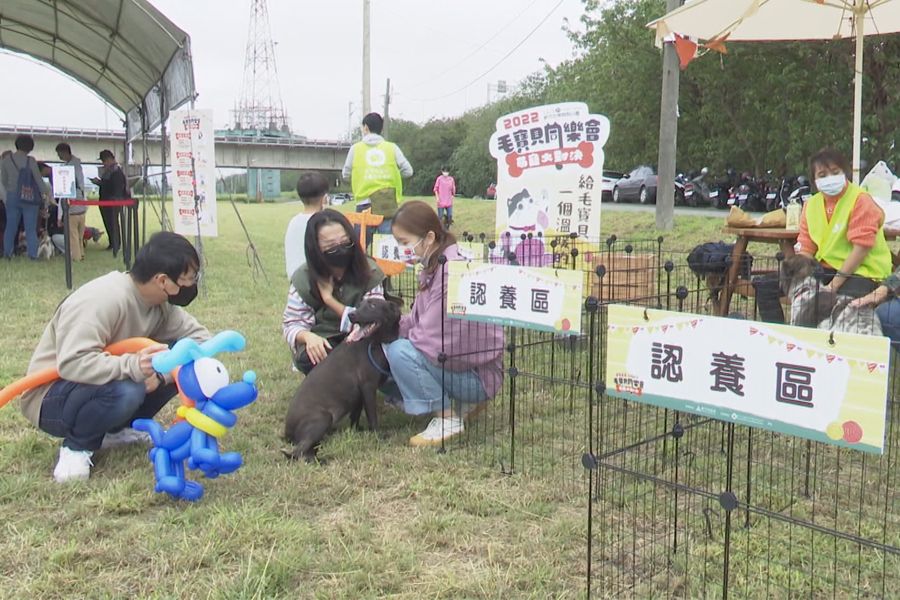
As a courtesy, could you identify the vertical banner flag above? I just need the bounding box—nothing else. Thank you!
[489,102,609,267]
[170,109,218,237]
[606,305,891,454]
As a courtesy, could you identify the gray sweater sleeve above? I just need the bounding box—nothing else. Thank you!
[341,146,355,179]
[394,144,414,178]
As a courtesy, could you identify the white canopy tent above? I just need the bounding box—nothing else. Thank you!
[0,0,196,286]
[0,0,195,141]
[647,0,900,180]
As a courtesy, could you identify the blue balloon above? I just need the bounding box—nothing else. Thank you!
[133,331,258,502]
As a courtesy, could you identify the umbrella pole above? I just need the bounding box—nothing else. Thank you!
[851,2,865,181]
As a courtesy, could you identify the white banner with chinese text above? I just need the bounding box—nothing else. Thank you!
[169,108,217,237]
[446,262,583,334]
[606,305,891,454]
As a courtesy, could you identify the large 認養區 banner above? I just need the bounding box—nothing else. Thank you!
[170,109,217,237]
[488,102,609,267]
[606,305,891,454]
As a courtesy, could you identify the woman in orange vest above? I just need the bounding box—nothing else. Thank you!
[755,148,891,323]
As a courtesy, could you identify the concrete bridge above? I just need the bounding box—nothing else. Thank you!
[0,124,351,171]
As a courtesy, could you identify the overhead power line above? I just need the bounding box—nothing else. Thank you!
[401,0,567,103]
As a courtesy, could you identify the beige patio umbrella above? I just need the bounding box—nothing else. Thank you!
[647,0,900,179]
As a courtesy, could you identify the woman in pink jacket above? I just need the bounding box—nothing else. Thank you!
[433,166,456,228]
[385,200,504,446]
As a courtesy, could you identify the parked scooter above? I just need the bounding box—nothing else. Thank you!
[685,167,711,207]
[712,169,738,209]
[785,176,812,207]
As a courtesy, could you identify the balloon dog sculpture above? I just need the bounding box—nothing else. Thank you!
[133,331,258,501]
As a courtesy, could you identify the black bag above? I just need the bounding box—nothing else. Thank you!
[687,242,752,279]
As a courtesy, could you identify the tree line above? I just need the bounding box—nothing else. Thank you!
[389,0,899,197]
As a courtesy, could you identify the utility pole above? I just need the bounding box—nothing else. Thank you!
[362,0,371,115]
[383,78,391,138]
[655,0,682,231]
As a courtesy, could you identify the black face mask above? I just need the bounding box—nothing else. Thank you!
[323,244,354,269]
[168,283,198,307]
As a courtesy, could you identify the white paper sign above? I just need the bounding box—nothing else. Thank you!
[169,109,217,237]
[447,262,583,334]
[51,165,76,199]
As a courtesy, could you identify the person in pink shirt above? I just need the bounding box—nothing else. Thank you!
[433,166,456,228]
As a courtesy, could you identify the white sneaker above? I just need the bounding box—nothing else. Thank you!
[100,427,152,449]
[409,416,464,447]
[53,446,94,483]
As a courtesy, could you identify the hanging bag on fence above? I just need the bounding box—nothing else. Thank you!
[687,242,752,279]
[10,155,43,206]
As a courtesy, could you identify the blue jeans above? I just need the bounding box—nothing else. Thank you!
[383,338,488,415]
[437,206,453,223]
[876,299,900,350]
[3,198,39,259]
[38,379,177,451]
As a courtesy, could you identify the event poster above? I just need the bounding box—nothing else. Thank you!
[169,108,217,237]
[446,262,583,334]
[606,305,891,454]
[488,102,609,267]
[51,165,76,199]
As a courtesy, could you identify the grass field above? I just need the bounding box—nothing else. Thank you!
[0,197,730,598]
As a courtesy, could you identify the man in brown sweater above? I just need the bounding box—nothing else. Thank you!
[21,231,211,482]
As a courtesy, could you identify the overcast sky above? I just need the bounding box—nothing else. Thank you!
[0,0,586,140]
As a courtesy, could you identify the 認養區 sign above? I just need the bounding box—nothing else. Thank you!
[606,305,891,454]
[447,262,583,335]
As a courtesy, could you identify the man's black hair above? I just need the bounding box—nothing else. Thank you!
[99,149,115,161]
[55,142,72,155]
[296,172,330,204]
[362,112,384,135]
[131,231,199,283]
[14,135,35,152]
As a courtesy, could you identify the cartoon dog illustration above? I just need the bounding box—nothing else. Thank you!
[497,188,550,266]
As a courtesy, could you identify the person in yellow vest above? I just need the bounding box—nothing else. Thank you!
[341,112,413,245]
[796,148,891,292]
[755,148,891,323]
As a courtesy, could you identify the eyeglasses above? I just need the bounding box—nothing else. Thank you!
[176,271,201,287]
[323,240,354,255]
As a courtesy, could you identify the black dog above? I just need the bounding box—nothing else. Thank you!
[283,297,401,463]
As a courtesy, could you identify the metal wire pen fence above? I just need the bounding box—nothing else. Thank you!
[385,233,898,598]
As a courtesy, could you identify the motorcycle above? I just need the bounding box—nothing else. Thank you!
[785,176,812,207]
[712,169,738,210]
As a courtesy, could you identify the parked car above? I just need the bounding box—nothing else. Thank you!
[601,170,624,201]
[330,192,352,206]
[613,165,657,204]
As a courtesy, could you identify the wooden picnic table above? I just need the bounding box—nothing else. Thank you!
[716,227,900,317]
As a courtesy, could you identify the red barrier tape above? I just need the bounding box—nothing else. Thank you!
[68,199,136,207]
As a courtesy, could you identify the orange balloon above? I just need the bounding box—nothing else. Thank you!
[0,337,160,409]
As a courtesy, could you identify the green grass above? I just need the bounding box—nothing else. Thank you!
[5,197,881,598]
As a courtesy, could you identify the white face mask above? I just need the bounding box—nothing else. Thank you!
[816,173,847,196]
[400,237,431,265]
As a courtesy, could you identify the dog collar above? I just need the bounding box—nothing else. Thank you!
[367,343,392,378]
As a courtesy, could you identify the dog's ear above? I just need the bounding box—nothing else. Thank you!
[383,291,404,308]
